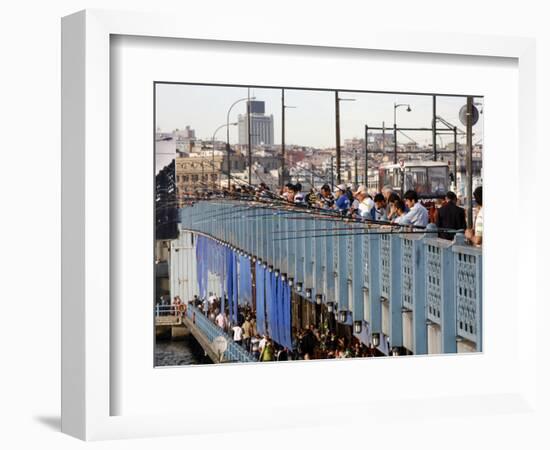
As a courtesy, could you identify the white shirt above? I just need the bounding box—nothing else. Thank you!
[400,202,429,227]
[393,214,410,225]
[474,207,483,238]
[251,337,260,352]
[232,326,243,341]
[358,197,374,217]
[215,313,226,328]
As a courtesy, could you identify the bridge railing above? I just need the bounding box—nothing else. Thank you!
[185,303,256,363]
[154,304,181,316]
[180,200,482,354]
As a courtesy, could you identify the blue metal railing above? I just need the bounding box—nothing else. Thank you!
[180,201,482,354]
[184,303,256,363]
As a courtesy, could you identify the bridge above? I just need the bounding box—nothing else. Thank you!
[155,304,256,363]
[173,198,482,357]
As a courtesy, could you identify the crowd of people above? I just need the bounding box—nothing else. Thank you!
[185,292,381,362]
[269,181,483,245]
[195,175,483,246]
[172,180,484,362]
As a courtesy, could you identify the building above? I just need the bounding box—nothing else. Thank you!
[251,149,281,172]
[238,100,274,146]
[155,159,178,239]
[155,133,177,174]
[175,152,246,204]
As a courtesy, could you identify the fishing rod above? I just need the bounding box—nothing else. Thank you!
[280,212,434,230]
[275,224,464,238]
[274,228,464,241]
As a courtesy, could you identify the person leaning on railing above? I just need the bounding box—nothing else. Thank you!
[400,190,429,227]
[464,186,483,246]
[435,191,466,241]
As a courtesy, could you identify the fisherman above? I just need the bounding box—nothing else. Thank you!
[318,184,335,209]
[334,184,350,213]
[370,193,387,221]
[353,184,375,218]
[435,191,466,240]
[400,190,429,227]
[465,186,483,246]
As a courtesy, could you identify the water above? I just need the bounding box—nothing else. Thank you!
[155,336,213,366]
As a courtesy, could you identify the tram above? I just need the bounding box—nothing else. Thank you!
[377,160,451,199]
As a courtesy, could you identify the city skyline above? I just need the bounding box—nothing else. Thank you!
[155,83,484,151]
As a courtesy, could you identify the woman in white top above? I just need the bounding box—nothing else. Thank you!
[465,186,483,246]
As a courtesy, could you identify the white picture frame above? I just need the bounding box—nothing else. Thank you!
[61,9,539,441]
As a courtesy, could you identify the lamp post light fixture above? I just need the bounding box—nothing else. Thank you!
[335,91,356,184]
[226,96,255,190]
[315,294,323,305]
[211,122,238,188]
[305,288,312,299]
[393,102,412,164]
[338,310,347,323]
[327,301,334,313]
[354,320,362,334]
[372,332,381,348]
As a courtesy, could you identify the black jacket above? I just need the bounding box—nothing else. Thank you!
[436,202,466,240]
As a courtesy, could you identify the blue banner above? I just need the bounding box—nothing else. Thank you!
[255,262,266,336]
[238,255,252,305]
[231,251,239,324]
[283,281,291,349]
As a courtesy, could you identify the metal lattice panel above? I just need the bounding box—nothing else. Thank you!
[401,238,414,310]
[456,252,478,341]
[426,244,442,323]
[380,234,391,299]
[347,234,354,280]
[362,235,369,287]
[333,233,339,272]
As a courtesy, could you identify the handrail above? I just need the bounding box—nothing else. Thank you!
[179,200,482,354]
[184,303,256,363]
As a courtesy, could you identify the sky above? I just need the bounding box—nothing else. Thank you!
[155,83,484,150]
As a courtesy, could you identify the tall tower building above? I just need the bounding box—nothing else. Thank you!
[238,100,274,147]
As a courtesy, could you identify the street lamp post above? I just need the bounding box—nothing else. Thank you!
[281,89,296,189]
[212,122,237,189]
[330,155,334,190]
[247,90,252,185]
[226,96,255,191]
[335,92,356,184]
[466,96,474,226]
[393,102,412,164]
[354,142,358,186]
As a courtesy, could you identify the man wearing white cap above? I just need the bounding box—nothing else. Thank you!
[353,185,375,218]
[334,184,350,213]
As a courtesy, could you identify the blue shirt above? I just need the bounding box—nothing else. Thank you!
[335,195,350,211]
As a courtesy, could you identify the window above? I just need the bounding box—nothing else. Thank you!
[191,175,199,182]
[404,167,428,194]
[427,167,448,196]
